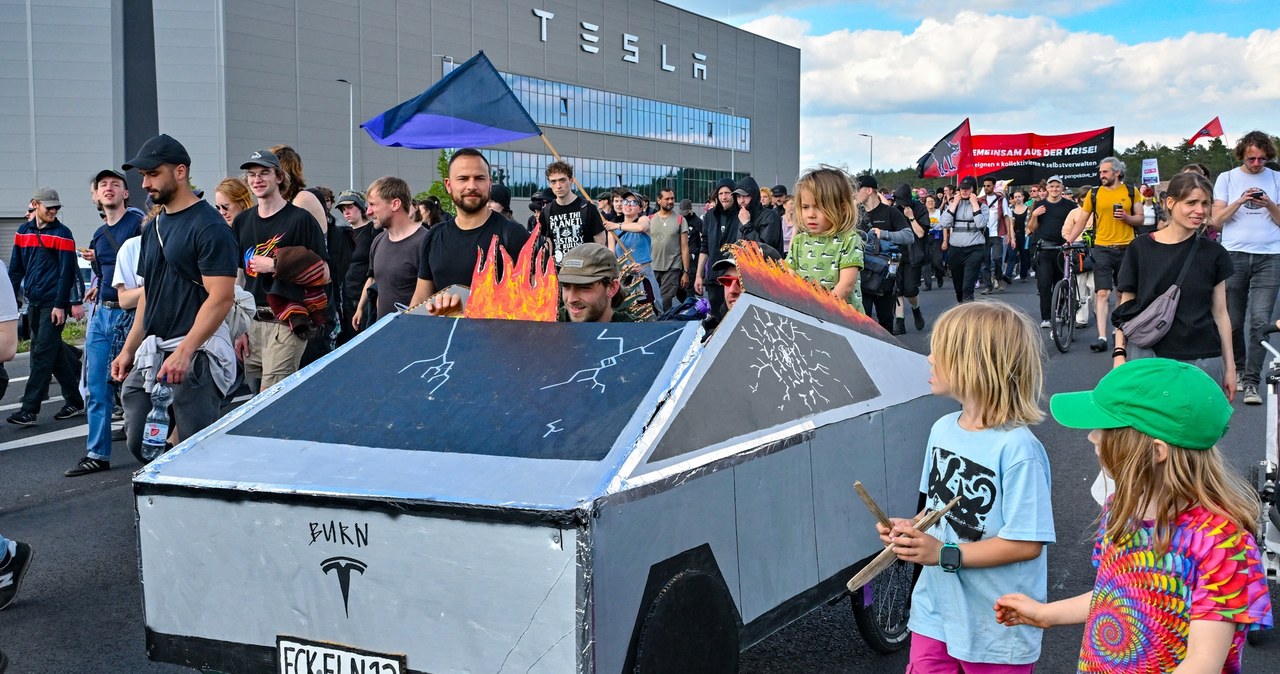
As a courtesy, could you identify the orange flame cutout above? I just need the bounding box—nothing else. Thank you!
[465,223,558,322]
[732,241,897,343]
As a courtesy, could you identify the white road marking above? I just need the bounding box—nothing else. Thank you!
[0,396,63,412]
[0,394,252,453]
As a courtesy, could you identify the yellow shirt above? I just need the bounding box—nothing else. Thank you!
[1082,184,1137,247]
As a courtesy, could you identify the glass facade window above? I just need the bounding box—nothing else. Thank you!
[440,65,751,151]
[484,149,740,204]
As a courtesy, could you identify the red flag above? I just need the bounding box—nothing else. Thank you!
[916,119,972,179]
[1189,116,1224,144]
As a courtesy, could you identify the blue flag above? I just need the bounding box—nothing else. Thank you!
[361,51,541,149]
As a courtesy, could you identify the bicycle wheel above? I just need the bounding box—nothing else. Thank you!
[851,559,914,653]
[1051,279,1075,353]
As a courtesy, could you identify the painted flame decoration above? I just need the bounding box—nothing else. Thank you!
[465,223,558,322]
[731,240,895,341]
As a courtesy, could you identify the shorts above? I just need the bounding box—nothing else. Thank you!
[1089,246,1126,291]
[907,633,1034,674]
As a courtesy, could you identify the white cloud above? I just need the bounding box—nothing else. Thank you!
[740,12,1280,171]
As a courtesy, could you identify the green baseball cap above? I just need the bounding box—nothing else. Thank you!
[1050,358,1231,450]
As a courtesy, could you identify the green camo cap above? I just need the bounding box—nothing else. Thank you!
[1050,358,1231,450]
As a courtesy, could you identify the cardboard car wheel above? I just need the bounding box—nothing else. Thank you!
[851,559,913,653]
[633,569,740,673]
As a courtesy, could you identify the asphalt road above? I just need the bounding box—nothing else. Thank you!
[1,281,1277,673]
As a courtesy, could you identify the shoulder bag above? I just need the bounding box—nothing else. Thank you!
[1117,236,1199,348]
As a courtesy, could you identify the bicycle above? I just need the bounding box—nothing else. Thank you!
[1039,242,1091,353]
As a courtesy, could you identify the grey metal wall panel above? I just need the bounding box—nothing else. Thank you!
[733,443,819,622]
[809,414,888,580]
[881,395,961,518]
[153,0,224,203]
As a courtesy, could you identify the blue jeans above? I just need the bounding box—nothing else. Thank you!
[1226,251,1280,386]
[85,306,122,461]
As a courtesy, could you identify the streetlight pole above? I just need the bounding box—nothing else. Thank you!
[858,133,873,175]
[337,79,354,190]
[719,106,736,177]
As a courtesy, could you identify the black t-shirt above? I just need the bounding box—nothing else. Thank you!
[417,211,532,289]
[232,203,329,306]
[139,201,239,341]
[91,210,143,303]
[343,223,376,307]
[1033,198,1074,244]
[1116,234,1233,360]
[865,202,911,233]
[541,196,606,265]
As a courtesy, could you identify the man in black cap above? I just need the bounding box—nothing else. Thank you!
[334,190,375,341]
[7,187,85,427]
[526,187,554,234]
[112,133,240,462]
[771,184,788,216]
[64,169,145,475]
[233,148,330,392]
[940,176,989,303]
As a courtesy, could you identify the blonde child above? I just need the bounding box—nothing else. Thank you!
[785,167,864,312]
[996,359,1273,672]
[878,301,1054,672]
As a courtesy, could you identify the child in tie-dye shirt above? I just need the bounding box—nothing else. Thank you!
[995,359,1273,673]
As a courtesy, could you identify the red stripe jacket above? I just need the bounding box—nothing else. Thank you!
[9,220,78,309]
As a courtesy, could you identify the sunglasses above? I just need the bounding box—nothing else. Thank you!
[25,208,34,214]
[214,204,231,212]
[716,275,742,288]
[623,199,640,206]
[1245,157,1268,164]
[44,205,61,212]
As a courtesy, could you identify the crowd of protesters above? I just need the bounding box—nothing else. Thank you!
[2,130,1278,673]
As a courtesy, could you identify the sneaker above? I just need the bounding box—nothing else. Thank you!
[112,405,124,422]
[1243,385,1263,405]
[64,457,110,477]
[53,404,85,421]
[1040,320,1051,329]
[5,411,36,427]
[1236,374,1244,393]
[1075,322,1088,329]
[1089,338,1107,353]
[0,541,34,611]
[913,307,926,331]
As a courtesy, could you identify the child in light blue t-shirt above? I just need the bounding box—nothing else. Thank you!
[877,301,1055,672]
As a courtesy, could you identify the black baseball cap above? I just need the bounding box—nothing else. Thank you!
[92,168,127,186]
[771,184,787,197]
[854,174,878,190]
[123,134,191,171]
[959,176,978,190]
[240,149,281,170]
[490,184,512,212]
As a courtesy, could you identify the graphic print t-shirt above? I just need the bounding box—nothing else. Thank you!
[542,196,605,265]
[785,230,865,313]
[232,203,328,306]
[1078,504,1273,673]
[907,412,1056,665]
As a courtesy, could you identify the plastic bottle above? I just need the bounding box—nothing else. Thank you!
[141,382,172,461]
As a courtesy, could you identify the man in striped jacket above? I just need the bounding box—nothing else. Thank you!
[7,187,85,426]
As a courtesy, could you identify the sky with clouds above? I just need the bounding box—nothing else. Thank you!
[681,0,1280,173]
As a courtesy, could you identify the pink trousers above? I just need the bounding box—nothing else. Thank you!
[906,633,1036,674]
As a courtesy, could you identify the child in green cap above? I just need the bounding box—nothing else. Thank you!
[994,358,1273,672]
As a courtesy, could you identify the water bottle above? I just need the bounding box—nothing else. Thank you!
[887,256,900,276]
[141,381,173,461]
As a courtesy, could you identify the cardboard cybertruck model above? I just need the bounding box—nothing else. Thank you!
[135,243,950,673]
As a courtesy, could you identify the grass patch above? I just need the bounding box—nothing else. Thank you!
[17,319,87,354]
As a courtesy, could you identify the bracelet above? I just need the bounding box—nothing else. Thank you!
[1112,348,1127,358]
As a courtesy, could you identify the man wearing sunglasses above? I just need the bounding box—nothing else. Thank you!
[7,188,86,426]
[1213,130,1280,405]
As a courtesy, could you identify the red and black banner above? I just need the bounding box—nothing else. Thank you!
[1189,116,1223,144]
[970,127,1114,187]
[916,118,972,179]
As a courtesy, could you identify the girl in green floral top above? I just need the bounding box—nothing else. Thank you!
[786,167,865,312]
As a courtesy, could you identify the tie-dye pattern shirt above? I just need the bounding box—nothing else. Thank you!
[1079,505,1273,673]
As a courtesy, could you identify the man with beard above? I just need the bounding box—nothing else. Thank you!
[112,134,239,459]
[732,176,783,253]
[232,149,330,391]
[694,178,740,316]
[556,243,632,323]
[64,170,143,475]
[7,188,85,427]
[648,188,689,309]
[1078,157,1141,353]
[411,148,530,309]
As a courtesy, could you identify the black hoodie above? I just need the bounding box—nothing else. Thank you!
[734,176,783,252]
[699,177,740,268]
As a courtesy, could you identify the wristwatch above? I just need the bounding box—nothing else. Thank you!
[939,543,962,573]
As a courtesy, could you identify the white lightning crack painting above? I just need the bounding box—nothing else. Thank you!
[540,328,680,393]
[740,306,855,412]
[398,319,459,397]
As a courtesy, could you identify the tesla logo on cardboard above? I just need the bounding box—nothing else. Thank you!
[321,556,367,618]
[533,9,708,80]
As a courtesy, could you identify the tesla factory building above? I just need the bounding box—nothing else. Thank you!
[2,0,801,251]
